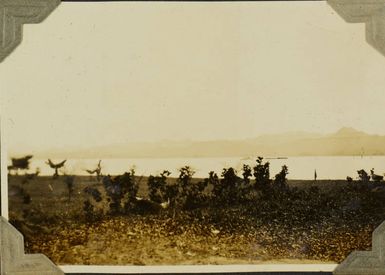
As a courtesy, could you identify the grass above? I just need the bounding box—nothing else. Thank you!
[8,175,385,265]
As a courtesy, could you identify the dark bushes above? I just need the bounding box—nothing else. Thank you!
[148,170,171,204]
[253,157,271,190]
[82,170,139,221]
[80,157,380,225]
[103,171,139,214]
[83,157,293,219]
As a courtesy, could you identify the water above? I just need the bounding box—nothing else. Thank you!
[20,156,385,180]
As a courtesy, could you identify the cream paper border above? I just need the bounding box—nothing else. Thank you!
[1,116,9,219]
[59,264,338,273]
[1,0,385,274]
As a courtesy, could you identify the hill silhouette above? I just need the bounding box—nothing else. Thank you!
[34,128,385,158]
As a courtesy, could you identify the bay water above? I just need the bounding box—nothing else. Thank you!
[23,156,385,180]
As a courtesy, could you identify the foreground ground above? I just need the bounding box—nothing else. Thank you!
[8,175,384,265]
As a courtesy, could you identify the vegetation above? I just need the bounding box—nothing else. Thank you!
[86,160,102,181]
[273,165,289,190]
[7,156,385,265]
[8,155,33,175]
[253,156,271,191]
[357,169,371,183]
[45,159,66,178]
[148,170,171,204]
[64,175,75,202]
[102,171,139,215]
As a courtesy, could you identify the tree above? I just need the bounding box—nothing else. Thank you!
[86,160,102,181]
[46,159,66,178]
[8,155,33,175]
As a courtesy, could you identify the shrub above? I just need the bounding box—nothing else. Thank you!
[211,167,244,205]
[253,157,271,190]
[64,175,75,202]
[170,166,199,210]
[177,166,195,203]
[83,200,103,222]
[242,164,252,186]
[207,171,221,201]
[102,171,138,215]
[84,186,103,202]
[357,169,370,183]
[148,166,209,212]
[223,167,241,200]
[178,166,209,210]
[273,165,289,190]
[148,170,171,203]
[20,187,32,204]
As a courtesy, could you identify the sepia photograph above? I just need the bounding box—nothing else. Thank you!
[1,0,385,269]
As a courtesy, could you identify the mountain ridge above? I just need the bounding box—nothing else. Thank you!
[18,128,385,159]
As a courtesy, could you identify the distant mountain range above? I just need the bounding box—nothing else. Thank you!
[34,127,385,158]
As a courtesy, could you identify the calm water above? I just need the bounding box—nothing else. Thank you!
[24,156,385,180]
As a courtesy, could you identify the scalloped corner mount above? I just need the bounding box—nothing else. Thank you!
[328,0,385,57]
[0,217,64,275]
[0,0,61,63]
[334,221,385,275]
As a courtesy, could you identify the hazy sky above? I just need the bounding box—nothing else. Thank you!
[1,2,385,154]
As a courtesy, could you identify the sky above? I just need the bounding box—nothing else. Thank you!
[1,1,385,154]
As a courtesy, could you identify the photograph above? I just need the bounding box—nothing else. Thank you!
[1,0,385,268]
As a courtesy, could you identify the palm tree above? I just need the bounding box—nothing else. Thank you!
[8,155,33,175]
[46,159,66,178]
[86,160,102,181]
